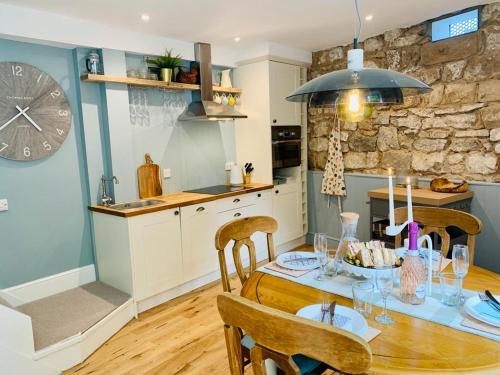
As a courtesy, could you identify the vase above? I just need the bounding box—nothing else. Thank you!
[160,68,173,82]
[220,69,232,88]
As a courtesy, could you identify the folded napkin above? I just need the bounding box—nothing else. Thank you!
[363,326,381,342]
[472,301,500,321]
[264,262,315,278]
[462,316,500,336]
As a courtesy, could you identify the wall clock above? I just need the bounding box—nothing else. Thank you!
[0,62,72,161]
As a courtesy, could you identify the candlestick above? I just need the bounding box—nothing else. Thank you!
[406,177,413,222]
[388,168,395,227]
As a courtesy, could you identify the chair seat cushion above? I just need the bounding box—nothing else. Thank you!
[241,334,322,374]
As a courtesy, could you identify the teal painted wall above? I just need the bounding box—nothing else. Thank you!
[125,53,236,193]
[0,39,93,288]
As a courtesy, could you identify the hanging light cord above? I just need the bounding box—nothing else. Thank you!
[353,0,362,48]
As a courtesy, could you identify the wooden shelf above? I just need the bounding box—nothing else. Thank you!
[81,74,242,94]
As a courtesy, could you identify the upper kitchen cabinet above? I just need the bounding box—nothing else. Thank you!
[269,61,302,126]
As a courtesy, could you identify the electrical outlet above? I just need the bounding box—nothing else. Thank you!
[0,199,8,212]
[163,168,171,178]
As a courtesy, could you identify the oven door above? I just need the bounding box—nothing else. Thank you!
[272,139,301,169]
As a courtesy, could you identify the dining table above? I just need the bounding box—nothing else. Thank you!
[240,263,500,374]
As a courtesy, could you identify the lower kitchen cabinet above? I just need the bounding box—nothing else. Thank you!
[181,201,218,282]
[272,182,303,245]
[129,208,183,301]
[92,188,275,312]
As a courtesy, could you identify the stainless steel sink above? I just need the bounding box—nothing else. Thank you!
[109,199,165,210]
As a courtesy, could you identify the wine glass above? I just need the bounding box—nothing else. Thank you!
[452,244,469,305]
[314,233,328,281]
[375,270,394,324]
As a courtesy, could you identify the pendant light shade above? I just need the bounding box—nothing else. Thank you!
[286,67,431,107]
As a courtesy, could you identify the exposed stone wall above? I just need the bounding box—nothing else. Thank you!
[308,2,500,181]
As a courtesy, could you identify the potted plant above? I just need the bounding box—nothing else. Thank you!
[147,49,182,82]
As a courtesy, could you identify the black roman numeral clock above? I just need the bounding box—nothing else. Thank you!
[0,62,72,161]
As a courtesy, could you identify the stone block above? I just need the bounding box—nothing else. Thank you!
[434,103,486,115]
[349,133,377,152]
[413,138,447,152]
[491,128,500,142]
[443,82,477,104]
[419,129,450,139]
[309,137,328,152]
[364,37,384,52]
[391,114,421,131]
[466,153,497,174]
[412,151,445,172]
[377,126,400,152]
[422,113,476,130]
[455,129,490,138]
[421,33,479,65]
[449,138,481,152]
[447,153,464,165]
[478,80,500,102]
[381,150,412,170]
[442,60,467,81]
[482,103,500,129]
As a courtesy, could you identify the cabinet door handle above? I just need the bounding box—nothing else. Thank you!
[234,212,241,217]
[233,198,240,203]
[257,193,261,198]
[273,119,277,124]
[196,207,205,212]
[275,190,279,194]
[174,210,179,216]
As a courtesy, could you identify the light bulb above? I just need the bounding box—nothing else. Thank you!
[347,90,361,113]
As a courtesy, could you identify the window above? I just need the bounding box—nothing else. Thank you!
[431,9,479,42]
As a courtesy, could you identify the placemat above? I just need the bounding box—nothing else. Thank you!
[264,262,315,278]
[258,266,499,342]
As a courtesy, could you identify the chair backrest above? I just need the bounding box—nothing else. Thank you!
[215,216,278,293]
[217,292,372,375]
[394,206,482,263]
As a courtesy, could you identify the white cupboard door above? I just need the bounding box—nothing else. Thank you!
[272,183,302,245]
[181,201,218,282]
[130,209,183,301]
[269,61,301,126]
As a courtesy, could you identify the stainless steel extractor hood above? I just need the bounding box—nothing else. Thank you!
[178,43,247,121]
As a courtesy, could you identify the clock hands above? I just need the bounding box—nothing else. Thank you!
[15,105,42,132]
[0,106,28,131]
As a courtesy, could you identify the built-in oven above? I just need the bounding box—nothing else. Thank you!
[272,126,301,169]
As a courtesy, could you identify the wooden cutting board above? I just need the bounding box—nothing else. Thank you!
[137,154,162,198]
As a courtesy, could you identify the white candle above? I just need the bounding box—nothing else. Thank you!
[406,177,413,223]
[388,168,395,227]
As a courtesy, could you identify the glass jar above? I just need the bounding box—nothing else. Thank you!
[333,212,360,275]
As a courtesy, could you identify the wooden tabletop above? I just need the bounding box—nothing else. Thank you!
[89,183,274,217]
[241,265,500,374]
[368,186,474,206]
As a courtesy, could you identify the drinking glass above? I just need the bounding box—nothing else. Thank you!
[439,273,460,306]
[314,233,328,281]
[452,244,469,304]
[352,281,373,317]
[375,269,394,324]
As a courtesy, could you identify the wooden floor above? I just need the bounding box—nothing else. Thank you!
[65,247,311,375]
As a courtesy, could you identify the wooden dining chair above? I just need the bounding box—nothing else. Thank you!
[218,292,372,375]
[215,216,278,293]
[394,206,482,264]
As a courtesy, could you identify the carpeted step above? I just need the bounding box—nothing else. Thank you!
[16,281,130,351]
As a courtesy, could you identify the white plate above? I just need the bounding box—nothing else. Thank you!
[276,251,319,271]
[464,295,500,328]
[296,304,368,337]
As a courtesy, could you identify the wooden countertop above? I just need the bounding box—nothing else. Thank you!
[368,186,473,206]
[89,183,274,218]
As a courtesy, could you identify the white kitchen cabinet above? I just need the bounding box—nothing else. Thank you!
[181,201,218,282]
[272,182,303,245]
[129,208,183,301]
[269,61,302,126]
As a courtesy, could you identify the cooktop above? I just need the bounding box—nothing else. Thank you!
[184,185,246,195]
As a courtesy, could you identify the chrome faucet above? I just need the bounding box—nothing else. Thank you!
[100,175,119,206]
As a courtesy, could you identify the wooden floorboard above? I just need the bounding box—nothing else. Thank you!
[65,246,311,375]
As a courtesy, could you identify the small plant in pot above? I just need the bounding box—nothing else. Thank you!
[147,49,182,82]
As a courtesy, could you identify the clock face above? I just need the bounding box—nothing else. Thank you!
[0,62,72,161]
